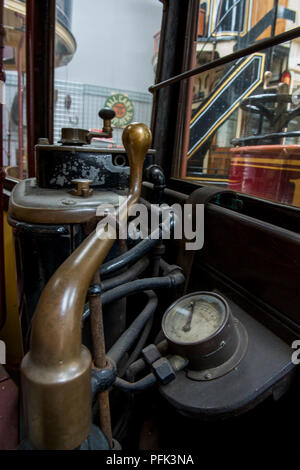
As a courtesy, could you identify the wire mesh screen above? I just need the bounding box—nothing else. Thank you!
[3,71,153,169]
[54,80,153,146]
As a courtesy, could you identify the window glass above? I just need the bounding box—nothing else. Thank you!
[2,0,162,180]
[198,0,297,54]
[54,0,162,147]
[174,0,300,208]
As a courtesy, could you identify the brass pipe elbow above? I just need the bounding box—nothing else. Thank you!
[21,123,152,450]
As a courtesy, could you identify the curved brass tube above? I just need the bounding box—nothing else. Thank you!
[21,123,152,450]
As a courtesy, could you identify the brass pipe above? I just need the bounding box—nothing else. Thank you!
[21,123,152,450]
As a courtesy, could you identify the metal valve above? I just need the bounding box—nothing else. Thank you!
[71,178,93,197]
[99,107,115,137]
[60,107,116,145]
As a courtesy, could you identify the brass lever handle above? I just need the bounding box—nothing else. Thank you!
[86,108,116,142]
[21,123,152,450]
[122,122,152,202]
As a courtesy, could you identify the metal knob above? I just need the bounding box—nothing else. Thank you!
[98,107,116,137]
[71,178,93,197]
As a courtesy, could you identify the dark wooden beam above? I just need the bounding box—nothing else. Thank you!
[0,0,6,328]
[26,0,55,177]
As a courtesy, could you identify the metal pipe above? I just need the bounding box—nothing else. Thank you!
[125,358,147,383]
[145,165,166,204]
[122,314,154,372]
[21,123,152,450]
[101,256,150,292]
[100,230,161,277]
[99,270,184,309]
[114,374,157,392]
[125,340,169,383]
[149,26,300,93]
[107,291,158,365]
[116,351,187,392]
[88,271,112,448]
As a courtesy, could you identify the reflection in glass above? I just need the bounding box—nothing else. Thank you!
[177,1,300,207]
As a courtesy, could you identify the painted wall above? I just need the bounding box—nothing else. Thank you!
[55,0,163,95]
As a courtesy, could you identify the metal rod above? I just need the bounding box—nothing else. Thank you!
[25,0,35,178]
[89,273,106,369]
[17,33,24,179]
[0,0,6,327]
[98,390,112,447]
[149,26,300,92]
[88,271,112,448]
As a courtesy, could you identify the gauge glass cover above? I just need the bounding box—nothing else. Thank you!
[163,293,226,344]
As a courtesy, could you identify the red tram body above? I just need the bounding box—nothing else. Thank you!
[229,145,300,205]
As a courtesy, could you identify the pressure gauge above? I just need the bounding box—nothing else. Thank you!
[162,292,247,380]
[163,293,226,344]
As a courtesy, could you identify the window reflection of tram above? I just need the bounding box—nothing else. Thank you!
[185,0,300,204]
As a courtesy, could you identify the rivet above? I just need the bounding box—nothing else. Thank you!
[61,199,76,206]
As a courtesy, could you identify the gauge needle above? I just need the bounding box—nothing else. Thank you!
[182,301,195,332]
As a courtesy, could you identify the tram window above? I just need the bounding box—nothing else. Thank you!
[213,0,246,34]
[2,0,162,180]
[171,0,300,208]
[54,0,162,148]
[197,0,297,54]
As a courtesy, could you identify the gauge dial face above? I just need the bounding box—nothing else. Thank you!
[163,293,226,344]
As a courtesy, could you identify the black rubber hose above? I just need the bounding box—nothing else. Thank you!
[124,314,154,368]
[101,269,184,306]
[125,358,146,383]
[100,228,161,277]
[145,165,166,204]
[82,265,184,321]
[101,256,149,292]
[107,291,158,365]
[125,340,169,382]
[114,373,156,392]
[118,313,154,377]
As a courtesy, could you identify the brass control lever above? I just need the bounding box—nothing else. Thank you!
[59,108,116,145]
[86,107,115,142]
[21,123,152,450]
